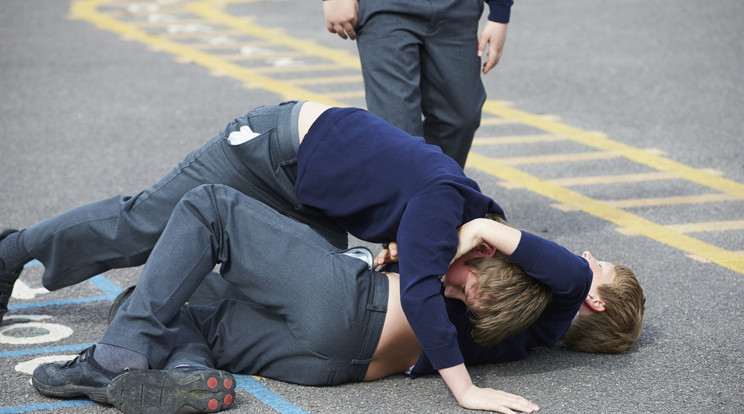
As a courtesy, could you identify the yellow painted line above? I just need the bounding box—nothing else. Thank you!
[192,41,276,49]
[494,151,619,165]
[480,117,517,126]
[286,75,364,86]
[128,19,215,27]
[548,172,679,187]
[606,193,742,209]
[322,90,366,99]
[251,63,350,74]
[187,1,362,70]
[70,0,346,107]
[466,152,744,275]
[668,220,744,234]
[220,51,316,61]
[156,30,249,39]
[103,9,193,17]
[481,100,744,198]
[472,134,564,146]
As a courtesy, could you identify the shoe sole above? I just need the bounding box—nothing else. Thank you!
[31,375,109,403]
[107,369,236,414]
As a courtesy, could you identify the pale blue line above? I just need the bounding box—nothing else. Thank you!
[8,296,111,311]
[9,269,122,311]
[0,343,93,359]
[0,400,95,414]
[235,375,308,414]
[87,275,123,298]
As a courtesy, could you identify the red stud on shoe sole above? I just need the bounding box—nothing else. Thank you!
[207,376,218,389]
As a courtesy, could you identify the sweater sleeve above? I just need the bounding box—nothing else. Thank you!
[485,0,514,23]
[396,187,468,370]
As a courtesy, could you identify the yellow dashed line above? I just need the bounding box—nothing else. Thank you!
[494,151,619,165]
[668,220,744,234]
[250,63,349,73]
[548,171,679,187]
[220,51,317,61]
[606,193,742,209]
[286,75,363,86]
[466,152,744,274]
[472,134,564,145]
[481,101,744,199]
[187,1,362,70]
[70,0,345,107]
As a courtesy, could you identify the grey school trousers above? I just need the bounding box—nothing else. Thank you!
[102,185,388,385]
[21,101,347,291]
[356,0,487,168]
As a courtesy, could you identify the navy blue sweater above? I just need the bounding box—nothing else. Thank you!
[296,108,504,370]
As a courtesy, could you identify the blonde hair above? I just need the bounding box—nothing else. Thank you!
[562,264,645,353]
[467,257,552,346]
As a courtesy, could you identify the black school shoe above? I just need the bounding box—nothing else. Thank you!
[0,229,23,324]
[32,345,119,403]
[107,367,236,414]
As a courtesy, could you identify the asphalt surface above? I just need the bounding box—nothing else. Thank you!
[1,0,743,413]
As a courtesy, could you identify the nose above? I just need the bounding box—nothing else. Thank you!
[582,251,593,260]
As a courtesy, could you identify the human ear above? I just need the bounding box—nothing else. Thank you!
[474,242,496,258]
[584,294,606,312]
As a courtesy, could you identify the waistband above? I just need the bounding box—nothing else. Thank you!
[349,270,389,382]
[278,100,304,155]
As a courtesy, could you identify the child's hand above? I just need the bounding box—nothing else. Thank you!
[457,385,540,413]
[375,242,399,268]
[452,219,489,264]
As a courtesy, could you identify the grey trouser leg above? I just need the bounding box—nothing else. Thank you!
[22,101,346,290]
[356,0,486,168]
[102,185,387,385]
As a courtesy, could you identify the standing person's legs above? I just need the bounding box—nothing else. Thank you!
[15,101,345,292]
[356,6,427,138]
[419,0,486,168]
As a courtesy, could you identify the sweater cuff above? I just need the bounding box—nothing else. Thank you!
[423,341,465,371]
[486,0,513,23]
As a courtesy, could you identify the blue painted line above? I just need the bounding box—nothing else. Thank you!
[0,400,95,414]
[87,275,123,298]
[0,343,93,359]
[8,270,122,311]
[235,375,308,414]
[8,296,112,311]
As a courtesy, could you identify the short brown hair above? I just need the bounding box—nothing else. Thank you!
[467,256,552,346]
[562,264,645,353]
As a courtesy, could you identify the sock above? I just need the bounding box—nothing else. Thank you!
[93,343,149,373]
[0,231,32,272]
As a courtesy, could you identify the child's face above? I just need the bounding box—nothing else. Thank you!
[441,250,483,305]
[582,251,616,289]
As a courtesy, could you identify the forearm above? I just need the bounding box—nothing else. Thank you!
[455,218,522,261]
[439,363,476,403]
